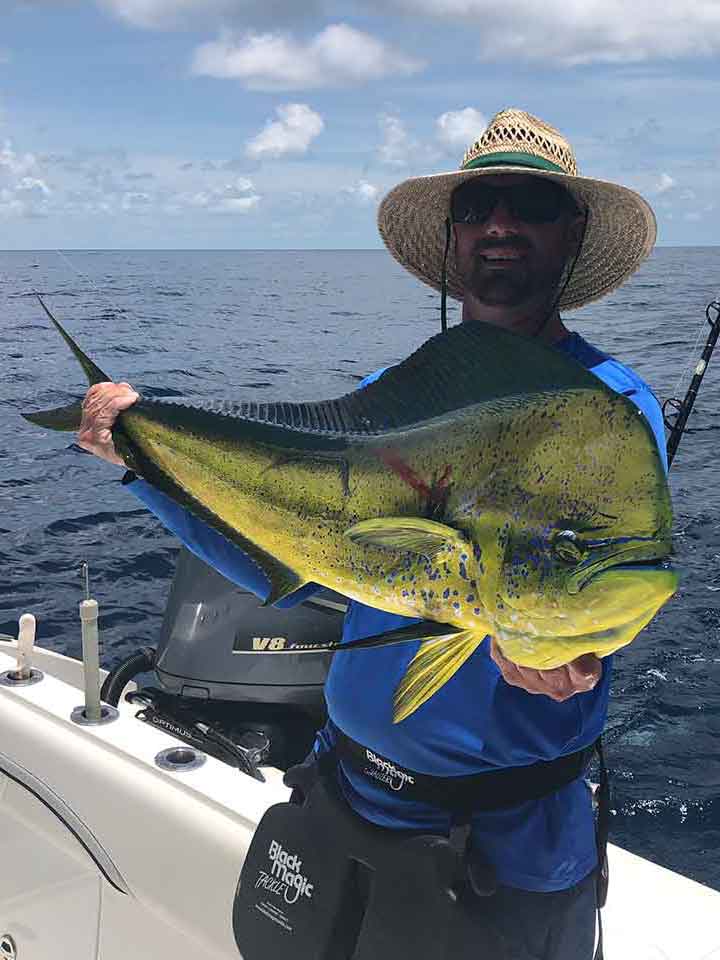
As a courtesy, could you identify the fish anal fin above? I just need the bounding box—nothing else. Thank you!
[262,566,309,606]
[393,631,487,724]
[345,516,463,558]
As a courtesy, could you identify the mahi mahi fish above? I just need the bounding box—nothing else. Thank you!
[24,299,677,722]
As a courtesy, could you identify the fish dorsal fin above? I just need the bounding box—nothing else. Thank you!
[196,323,608,436]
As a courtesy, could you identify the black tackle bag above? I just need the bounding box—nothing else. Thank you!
[233,756,475,960]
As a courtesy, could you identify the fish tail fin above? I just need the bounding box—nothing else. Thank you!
[21,400,84,432]
[35,294,112,386]
[21,296,112,432]
[393,630,486,724]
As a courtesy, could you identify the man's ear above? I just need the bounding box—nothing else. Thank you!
[567,208,587,250]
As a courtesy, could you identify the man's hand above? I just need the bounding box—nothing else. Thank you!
[78,382,139,466]
[490,638,601,702]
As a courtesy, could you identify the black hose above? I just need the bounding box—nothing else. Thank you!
[101,647,156,707]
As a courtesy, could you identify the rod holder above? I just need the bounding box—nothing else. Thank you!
[0,614,43,687]
[71,703,119,726]
[70,569,117,726]
[79,599,102,723]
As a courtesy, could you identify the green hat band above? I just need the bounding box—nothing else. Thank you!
[462,152,565,174]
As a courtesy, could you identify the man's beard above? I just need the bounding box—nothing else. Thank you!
[461,248,564,308]
[464,258,533,306]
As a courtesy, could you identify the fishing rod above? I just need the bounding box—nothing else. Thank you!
[663,297,720,468]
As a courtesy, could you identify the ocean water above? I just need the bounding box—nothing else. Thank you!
[2,248,719,889]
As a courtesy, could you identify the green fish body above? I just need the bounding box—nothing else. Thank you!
[25,301,677,722]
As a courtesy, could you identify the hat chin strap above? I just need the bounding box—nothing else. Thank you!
[533,205,589,340]
[440,217,452,333]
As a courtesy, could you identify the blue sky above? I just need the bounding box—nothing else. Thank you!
[2,0,720,248]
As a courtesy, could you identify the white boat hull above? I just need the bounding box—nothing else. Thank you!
[0,640,717,959]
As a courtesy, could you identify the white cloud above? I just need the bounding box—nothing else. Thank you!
[98,0,250,29]
[0,142,51,217]
[0,140,38,178]
[381,0,720,65]
[16,176,50,196]
[58,0,720,68]
[655,172,675,195]
[0,137,267,221]
[177,176,261,213]
[192,23,422,91]
[377,114,414,167]
[436,107,487,150]
[121,190,151,210]
[246,104,324,159]
[344,179,380,204]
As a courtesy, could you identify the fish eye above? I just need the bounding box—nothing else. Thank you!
[550,529,587,564]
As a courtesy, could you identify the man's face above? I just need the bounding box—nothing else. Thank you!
[452,174,584,310]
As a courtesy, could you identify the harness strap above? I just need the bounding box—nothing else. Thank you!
[333,724,597,812]
[593,738,611,960]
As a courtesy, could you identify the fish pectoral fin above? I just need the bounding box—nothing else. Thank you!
[344,517,463,558]
[393,630,487,724]
[22,400,84,432]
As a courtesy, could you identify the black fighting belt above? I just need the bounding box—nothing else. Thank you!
[333,725,597,811]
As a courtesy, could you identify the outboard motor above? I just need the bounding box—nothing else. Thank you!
[155,547,341,709]
[104,548,346,772]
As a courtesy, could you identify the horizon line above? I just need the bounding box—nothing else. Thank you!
[2,243,719,253]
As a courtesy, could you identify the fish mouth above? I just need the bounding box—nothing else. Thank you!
[493,536,678,669]
[496,599,672,669]
[566,537,672,595]
[495,567,678,670]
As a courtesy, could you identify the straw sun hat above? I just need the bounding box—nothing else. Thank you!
[377,108,657,311]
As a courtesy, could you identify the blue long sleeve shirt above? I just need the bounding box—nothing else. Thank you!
[126,330,668,892]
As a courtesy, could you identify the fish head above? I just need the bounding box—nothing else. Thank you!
[459,387,677,669]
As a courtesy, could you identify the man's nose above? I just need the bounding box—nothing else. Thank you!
[482,197,521,235]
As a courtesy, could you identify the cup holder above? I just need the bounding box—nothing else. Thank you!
[155,746,206,772]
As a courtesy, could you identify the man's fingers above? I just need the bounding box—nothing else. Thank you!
[566,654,602,690]
[515,664,571,701]
[76,381,138,466]
[491,639,602,701]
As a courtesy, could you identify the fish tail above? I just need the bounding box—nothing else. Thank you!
[392,630,485,723]
[21,295,112,432]
[35,294,112,386]
[21,400,84,431]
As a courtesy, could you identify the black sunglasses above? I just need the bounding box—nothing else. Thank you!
[451,179,576,226]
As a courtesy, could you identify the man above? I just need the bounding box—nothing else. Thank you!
[77,109,667,959]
